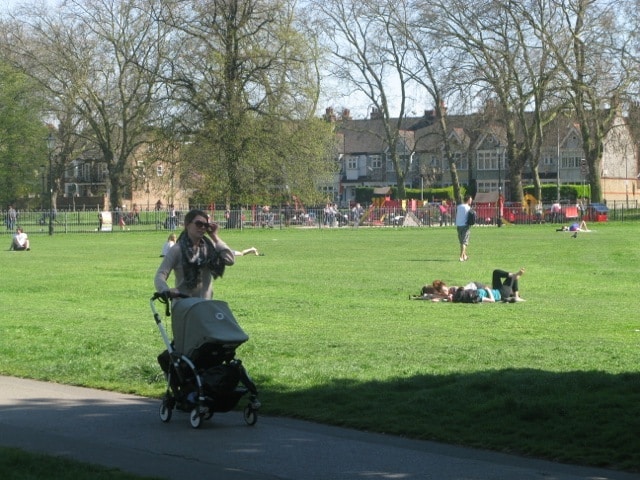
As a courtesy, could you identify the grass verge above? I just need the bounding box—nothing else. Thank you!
[1,222,639,472]
[0,446,162,480]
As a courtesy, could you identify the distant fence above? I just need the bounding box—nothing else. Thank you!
[1,201,639,235]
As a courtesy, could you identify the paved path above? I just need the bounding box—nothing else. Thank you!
[0,376,638,480]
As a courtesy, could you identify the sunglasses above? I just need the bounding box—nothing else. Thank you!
[193,220,209,228]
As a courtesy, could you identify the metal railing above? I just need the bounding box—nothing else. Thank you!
[1,201,638,235]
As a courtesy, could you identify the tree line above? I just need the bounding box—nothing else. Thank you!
[0,0,337,210]
[0,0,638,209]
[310,0,640,203]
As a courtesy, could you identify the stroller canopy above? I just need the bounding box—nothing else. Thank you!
[171,298,249,356]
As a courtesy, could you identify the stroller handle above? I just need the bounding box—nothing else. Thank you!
[150,291,190,322]
[150,291,190,352]
[151,291,190,302]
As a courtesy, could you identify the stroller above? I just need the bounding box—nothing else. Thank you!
[150,292,260,429]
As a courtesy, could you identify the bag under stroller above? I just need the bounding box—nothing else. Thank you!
[151,292,260,429]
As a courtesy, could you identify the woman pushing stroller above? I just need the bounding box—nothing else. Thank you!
[152,209,259,428]
[155,209,235,300]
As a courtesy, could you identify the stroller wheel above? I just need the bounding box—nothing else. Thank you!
[159,401,173,423]
[243,406,258,426]
[189,408,203,429]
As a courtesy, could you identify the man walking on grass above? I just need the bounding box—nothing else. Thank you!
[455,195,473,262]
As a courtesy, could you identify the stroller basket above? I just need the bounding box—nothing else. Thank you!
[171,298,249,357]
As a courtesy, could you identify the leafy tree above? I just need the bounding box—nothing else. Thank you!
[0,61,49,209]
[158,0,334,206]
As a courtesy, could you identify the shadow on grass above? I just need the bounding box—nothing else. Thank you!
[262,368,640,473]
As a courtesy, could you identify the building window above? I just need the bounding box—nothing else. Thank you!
[370,155,382,169]
[437,152,464,170]
[477,180,499,192]
[81,163,91,182]
[451,152,468,171]
[477,150,504,171]
[98,163,108,181]
[562,152,581,169]
[542,153,556,167]
[346,156,357,170]
[156,164,164,176]
[319,185,336,199]
[386,155,395,172]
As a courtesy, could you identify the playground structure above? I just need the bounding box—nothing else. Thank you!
[234,190,608,228]
[473,192,608,225]
[358,187,424,227]
[473,192,501,225]
[209,189,609,230]
[290,195,316,226]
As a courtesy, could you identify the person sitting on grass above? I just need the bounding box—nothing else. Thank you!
[9,227,30,251]
[160,233,177,257]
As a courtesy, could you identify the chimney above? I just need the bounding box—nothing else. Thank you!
[424,109,436,119]
[324,107,336,122]
[370,107,383,120]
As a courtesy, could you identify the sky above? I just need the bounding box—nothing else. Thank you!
[0,0,414,120]
[2,0,24,12]
[3,0,35,13]
[1,0,56,14]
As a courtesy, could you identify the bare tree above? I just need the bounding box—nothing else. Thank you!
[401,1,468,202]
[546,0,634,202]
[2,0,169,210]
[416,0,633,204]
[503,0,567,203]
[312,0,418,199]
[425,0,552,203]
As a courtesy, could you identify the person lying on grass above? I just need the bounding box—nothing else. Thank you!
[453,268,526,303]
[410,280,450,301]
[412,268,526,303]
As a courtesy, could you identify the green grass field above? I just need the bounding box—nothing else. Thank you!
[1,222,639,473]
[0,447,162,480]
